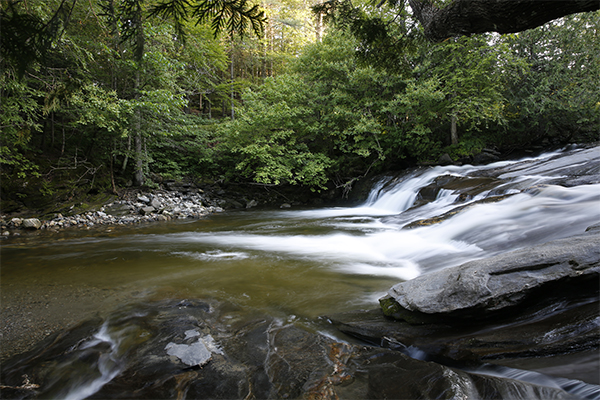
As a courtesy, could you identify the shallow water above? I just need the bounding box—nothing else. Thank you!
[1,145,599,398]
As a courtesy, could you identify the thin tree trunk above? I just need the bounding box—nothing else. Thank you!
[110,140,117,194]
[316,12,323,42]
[122,135,131,173]
[231,36,235,120]
[61,116,65,155]
[51,112,55,148]
[450,112,458,145]
[134,131,144,186]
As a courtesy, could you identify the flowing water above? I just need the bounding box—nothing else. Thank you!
[1,145,599,398]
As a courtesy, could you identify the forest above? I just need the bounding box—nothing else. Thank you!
[1,0,599,213]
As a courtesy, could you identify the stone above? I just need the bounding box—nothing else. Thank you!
[280,203,291,208]
[385,230,600,321]
[104,203,133,217]
[10,218,22,227]
[140,206,156,215]
[137,195,150,204]
[21,218,42,229]
[165,339,212,367]
[472,151,500,165]
[246,199,258,209]
[150,197,161,209]
[438,153,454,166]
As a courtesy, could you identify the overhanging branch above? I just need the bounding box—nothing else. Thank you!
[408,0,600,41]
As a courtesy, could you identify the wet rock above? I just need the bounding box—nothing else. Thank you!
[329,295,599,371]
[21,218,42,229]
[218,198,244,209]
[384,230,600,321]
[1,299,590,400]
[403,194,514,229]
[473,150,501,165]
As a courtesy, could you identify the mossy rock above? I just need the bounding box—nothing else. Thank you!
[379,296,439,325]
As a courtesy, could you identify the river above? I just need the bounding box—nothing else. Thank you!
[1,145,599,399]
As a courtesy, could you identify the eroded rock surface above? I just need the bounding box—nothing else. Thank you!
[383,229,599,321]
[1,298,592,400]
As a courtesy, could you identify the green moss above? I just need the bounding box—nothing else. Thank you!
[379,296,439,325]
[380,296,403,317]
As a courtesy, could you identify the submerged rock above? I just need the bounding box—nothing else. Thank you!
[165,337,214,366]
[1,299,591,400]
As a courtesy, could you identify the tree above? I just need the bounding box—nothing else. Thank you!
[1,0,266,76]
[315,0,600,52]
[425,35,522,145]
[408,0,600,42]
[499,11,600,146]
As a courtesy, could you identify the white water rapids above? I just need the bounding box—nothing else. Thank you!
[160,146,600,281]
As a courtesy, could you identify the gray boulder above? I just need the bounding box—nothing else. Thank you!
[384,230,600,321]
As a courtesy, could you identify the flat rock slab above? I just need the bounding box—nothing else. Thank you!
[384,230,600,321]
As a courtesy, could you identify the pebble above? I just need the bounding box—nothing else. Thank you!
[0,190,224,233]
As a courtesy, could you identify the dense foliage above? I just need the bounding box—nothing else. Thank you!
[1,0,598,212]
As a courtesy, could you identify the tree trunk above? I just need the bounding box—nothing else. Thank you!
[133,70,144,187]
[408,0,599,42]
[133,132,144,186]
[316,11,324,43]
[231,36,235,120]
[450,112,458,145]
[122,135,131,173]
[61,116,65,155]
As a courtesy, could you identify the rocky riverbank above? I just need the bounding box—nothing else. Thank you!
[0,179,349,238]
[0,188,224,237]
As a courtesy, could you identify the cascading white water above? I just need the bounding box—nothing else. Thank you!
[161,146,599,279]
[52,321,126,400]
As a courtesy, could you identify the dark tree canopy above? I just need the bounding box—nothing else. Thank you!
[408,0,600,41]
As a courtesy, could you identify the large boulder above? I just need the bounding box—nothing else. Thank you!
[383,229,600,322]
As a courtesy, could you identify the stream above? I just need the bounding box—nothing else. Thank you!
[1,145,599,399]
